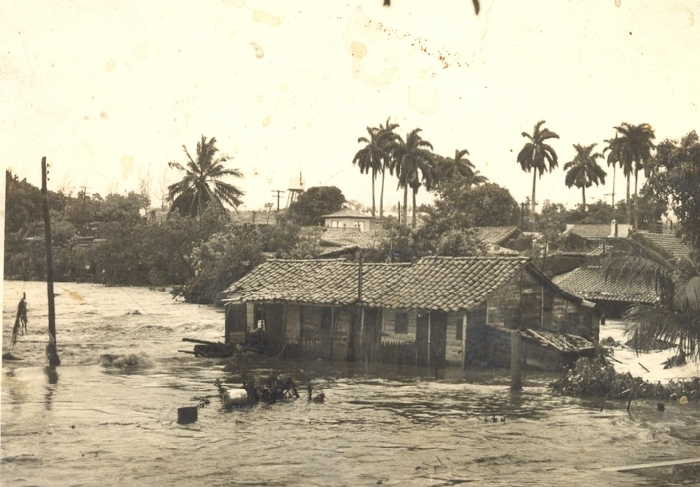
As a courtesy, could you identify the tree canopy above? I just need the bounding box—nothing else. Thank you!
[287,186,346,226]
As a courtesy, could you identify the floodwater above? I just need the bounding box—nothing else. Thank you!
[2,281,699,486]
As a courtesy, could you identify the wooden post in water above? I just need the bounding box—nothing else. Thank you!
[510,329,522,391]
[426,312,432,370]
[41,157,61,367]
[461,312,468,370]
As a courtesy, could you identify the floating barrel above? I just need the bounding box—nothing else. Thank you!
[177,406,198,424]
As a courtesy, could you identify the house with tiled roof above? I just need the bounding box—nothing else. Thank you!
[474,226,521,247]
[632,231,692,264]
[553,266,659,317]
[221,256,600,371]
[564,221,632,241]
[322,208,377,232]
[316,227,385,258]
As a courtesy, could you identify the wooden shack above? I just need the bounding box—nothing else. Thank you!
[222,256,600,371]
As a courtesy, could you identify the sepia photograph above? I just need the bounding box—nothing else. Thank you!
[2,1,700,485]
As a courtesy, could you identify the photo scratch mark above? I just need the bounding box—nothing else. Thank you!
[250,42,264,59]
[365,19,468,70]
[253,9,282,27]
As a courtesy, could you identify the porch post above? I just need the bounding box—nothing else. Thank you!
[461,312,468,370]
[360,306,366,364]
[427,312,432,369]
[511,329,523,391]
[329,307,335,360]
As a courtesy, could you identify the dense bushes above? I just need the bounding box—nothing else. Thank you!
[550,356,699,402]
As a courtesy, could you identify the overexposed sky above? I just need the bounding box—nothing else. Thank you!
[2,0,699,211]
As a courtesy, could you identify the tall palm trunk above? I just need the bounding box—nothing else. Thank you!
[611,166,616,208]
[403,185,408,226]
[412,188,417,228]
[371,170,376,218]
[626,174,632,225]
[582,186,586,212]
[531,170,537,215]
[379,168,385,219]
[633,167,639,228]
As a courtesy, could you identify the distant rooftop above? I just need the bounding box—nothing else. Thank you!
[322,208,374,219]
[634,231,691,263]
[473,226,520,246]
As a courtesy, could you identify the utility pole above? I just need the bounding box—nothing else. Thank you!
[42,157,60,367]
[271,190,285,211]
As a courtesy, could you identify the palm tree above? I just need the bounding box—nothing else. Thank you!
[517,121,559,215]
[353,126,383,218]
[389,129,434,228]
[611,123,656,228]
[603,135,621,209]
[377,118,399,219]
[604,134,634,224]
[434,149,484,184]
[353,119,400,219]
[167,136,244,218]
[563,144,606,211]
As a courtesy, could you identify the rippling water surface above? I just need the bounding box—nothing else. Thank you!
[2,281,699,486]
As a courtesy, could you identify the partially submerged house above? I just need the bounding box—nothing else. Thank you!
[221,256,600,371]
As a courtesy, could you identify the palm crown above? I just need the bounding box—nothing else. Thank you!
[564,143,606,210]
[517,120,559,214]
[167,136,243,218]
[389,128,434,227]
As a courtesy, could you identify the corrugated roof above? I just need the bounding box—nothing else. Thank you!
[222,256,561,312]
[474,226,520,246]
[634,231,691,262]
[553,266,658,304]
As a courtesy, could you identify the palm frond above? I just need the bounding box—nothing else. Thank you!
[624,305,700,361]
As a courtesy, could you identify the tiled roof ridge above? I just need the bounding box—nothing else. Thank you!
[418,255,528,262]
[265,258,349,263]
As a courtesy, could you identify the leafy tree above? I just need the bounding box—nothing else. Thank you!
[182,224,265,304]
[563,143,606,211]
[167,135,244,218]
[517,121,559,214]
[424,182,519,235]
[389,128,434,227]
[435,229,486,257]
[287,186,345,226]
[647,130,700,254]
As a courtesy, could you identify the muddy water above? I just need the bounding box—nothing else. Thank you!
[2,281,699,486]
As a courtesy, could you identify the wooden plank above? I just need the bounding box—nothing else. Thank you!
[601,457,700,472]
